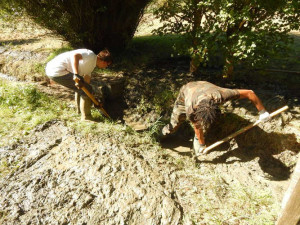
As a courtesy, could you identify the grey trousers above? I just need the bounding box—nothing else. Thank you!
[49,73,93,96]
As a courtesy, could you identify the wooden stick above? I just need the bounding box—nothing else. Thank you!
[202,105,289,154]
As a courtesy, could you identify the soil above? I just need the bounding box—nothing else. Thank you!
[0,17,300,224]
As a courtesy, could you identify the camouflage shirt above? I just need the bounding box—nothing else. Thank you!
[178,81,240,117]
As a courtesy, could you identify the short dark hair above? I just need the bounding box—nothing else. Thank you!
[189,99,219,128]
[97,49,112,63]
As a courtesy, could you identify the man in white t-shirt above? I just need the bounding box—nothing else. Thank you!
[45,49,112,121]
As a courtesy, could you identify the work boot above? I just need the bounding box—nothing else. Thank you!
[80,95,93,121]
[75,92,80,114]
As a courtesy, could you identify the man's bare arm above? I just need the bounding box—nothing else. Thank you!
[193,124,205,145]
[73,53,82,75]
[237,89,270,121]
[237,89,265,111]
[73,53,91,83]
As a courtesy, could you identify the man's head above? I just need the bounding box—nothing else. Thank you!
[96,49,112,68]
[189,99,219,128]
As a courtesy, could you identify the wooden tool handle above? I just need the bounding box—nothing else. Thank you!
[73,76,111,119]
[202,105,289,154]
[81,86,100,106]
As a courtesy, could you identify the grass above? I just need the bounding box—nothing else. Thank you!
[0,79,78,146]
[0,158,20,178]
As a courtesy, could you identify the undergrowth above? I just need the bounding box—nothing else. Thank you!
[114,34,188,69]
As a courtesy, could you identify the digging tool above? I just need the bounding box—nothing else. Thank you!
[201,105,289,155]
[73,74,111,119]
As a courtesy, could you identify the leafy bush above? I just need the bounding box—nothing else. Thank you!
[153,0,300,78]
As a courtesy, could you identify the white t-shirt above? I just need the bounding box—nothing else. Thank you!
[45,49,97,77]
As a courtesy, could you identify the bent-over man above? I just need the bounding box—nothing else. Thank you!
[162,81,270,156]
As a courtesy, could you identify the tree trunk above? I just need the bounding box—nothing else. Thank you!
[18,0,151,52]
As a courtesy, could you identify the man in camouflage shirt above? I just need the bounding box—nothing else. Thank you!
[162,81,270,156]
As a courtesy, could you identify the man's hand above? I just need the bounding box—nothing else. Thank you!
[194,145,206,157]
[259,109,271,122]
[162,125,171,135]
[73,74,84,89]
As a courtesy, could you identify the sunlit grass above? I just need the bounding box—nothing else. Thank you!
[0,79,78,146]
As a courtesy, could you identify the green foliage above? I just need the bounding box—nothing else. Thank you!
[0,0,23,22]
[147,116,165,137]
[153,89,175,114]
[154,0,300,77]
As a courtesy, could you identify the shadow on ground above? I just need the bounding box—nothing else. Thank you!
[0,38,39,46]
[161,113,299,180]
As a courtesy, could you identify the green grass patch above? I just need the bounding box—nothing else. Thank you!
[0,79,78,146]
[0,158,20,177]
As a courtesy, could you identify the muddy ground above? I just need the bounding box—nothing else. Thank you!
[0,18,300,224]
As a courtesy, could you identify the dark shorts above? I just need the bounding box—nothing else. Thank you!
[48,73,93,96]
